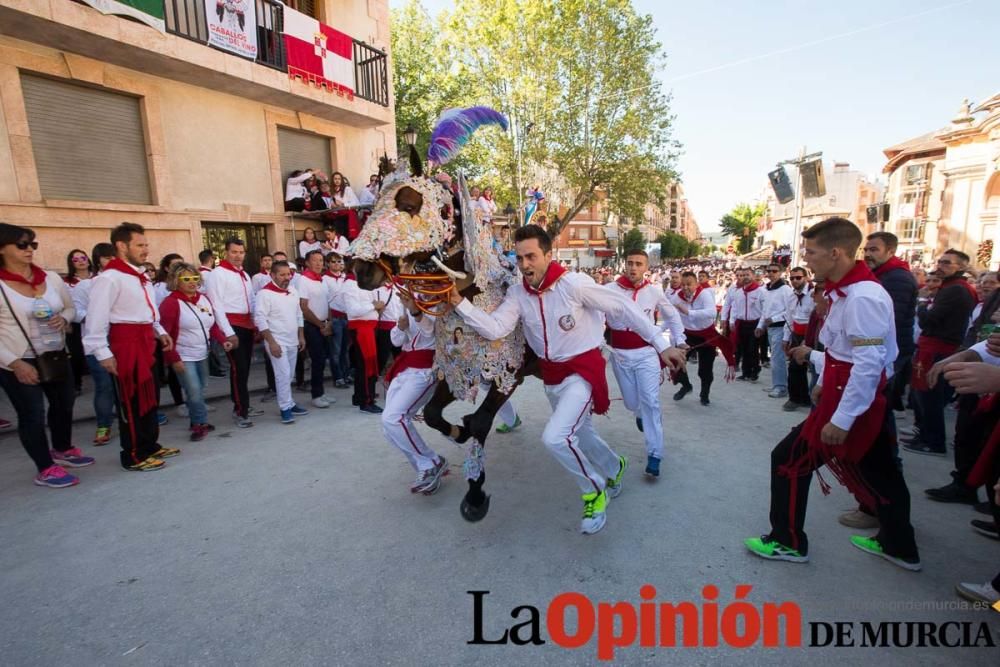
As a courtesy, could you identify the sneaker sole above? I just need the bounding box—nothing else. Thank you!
[954,584,1000,605]
[53,458,95,468]
[902,447,947,457]
[746,548,809,563]
[414,463,450,494]
[33,478,79,488]
[850,540,922,571]
[971,526,1000,540]
[581,513,607,535]
[837,517,880,529]
[125,463,166,472]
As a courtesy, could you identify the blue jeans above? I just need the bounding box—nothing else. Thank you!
[85,353,115,428]
[766,326,788,391]
[328,318,348,382]
[177,358,209,426]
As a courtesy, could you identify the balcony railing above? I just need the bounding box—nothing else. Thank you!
[162,0,389,107]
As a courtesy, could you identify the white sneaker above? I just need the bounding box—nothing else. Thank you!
[580,490,609,535]
[955,581,1000,605]
[312,396,332,408]
[206,404,216,412]
[768,388,788,398]
[176,404,189,417]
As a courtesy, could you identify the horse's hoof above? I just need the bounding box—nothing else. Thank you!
[460,494,491,522]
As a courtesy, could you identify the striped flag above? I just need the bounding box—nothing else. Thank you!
[282,6,354,98]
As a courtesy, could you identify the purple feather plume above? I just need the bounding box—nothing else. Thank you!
[427,106,509,166]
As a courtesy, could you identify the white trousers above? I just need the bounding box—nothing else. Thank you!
[266,344,299,411]
[478,381,518,427]
[609,347,664,459]
[542,374,622,494]
[382,368,440,472]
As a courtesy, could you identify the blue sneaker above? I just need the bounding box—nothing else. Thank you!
[290,404,310,416]
[157,412,168,426]
[280,409,295,424]
[645,455,660,478]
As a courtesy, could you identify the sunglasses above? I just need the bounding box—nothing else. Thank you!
[178,275,202,283]
[790,276,805,280]
[15,241,39,250]
[72,255,89,262]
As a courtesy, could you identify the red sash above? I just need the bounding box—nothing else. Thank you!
[330,309,347,320]
[226,312,255,331]
[966,395,1000,488]
[791,322,808,336]
[781,353,888,508]
[684,325,736,368]
[384,349,435,387]
[911,335,959,391]
[109,323,158,416]
[608,328,649,350]
[539,348,610,415]
[348,320,378,378]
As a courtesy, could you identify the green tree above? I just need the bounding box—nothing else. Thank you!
[719,202,767,254]
[686,240,701,258]
[655,231,689,259]
[622,227,646,254]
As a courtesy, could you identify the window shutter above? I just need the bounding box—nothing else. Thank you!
[20,74,152,204]
[277,127,332,181]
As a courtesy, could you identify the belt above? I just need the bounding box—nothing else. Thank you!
[768,321,786,328]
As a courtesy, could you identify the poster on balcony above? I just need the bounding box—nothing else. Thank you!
[282,5,355,98]
[204,0,258,59]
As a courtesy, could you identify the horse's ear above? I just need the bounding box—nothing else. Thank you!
[409,145,423,177]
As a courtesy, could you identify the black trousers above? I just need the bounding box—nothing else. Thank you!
[67,322,87,391]
[954,395,999,487]
[758,330,770,363]
[228,326,255,418]
[375,328,397,375]
[736,321,760,379]
[304,321,330,398]
[787,332,811,406]
[350,329,376,407]
[676,333,714,398]
[0,361,75,472]
[112,364,160,467]
[888,355,912,412]
[768,420,918,559]
[154,345,184,407]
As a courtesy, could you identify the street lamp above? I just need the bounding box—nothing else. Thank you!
[403,124,417,147]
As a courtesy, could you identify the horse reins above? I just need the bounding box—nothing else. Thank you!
[376,257,453,316]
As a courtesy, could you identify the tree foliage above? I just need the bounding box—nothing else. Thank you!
[390,0,679,229]
[621,227,646,254]
[656,231,693,259]
[719,202,767,254]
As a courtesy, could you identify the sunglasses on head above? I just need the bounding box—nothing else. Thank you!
[178,275,201,283]
[15,241,39,250]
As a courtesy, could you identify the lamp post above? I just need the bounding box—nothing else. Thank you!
[403,124,417,148]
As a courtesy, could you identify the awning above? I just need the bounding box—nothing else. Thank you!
[594,249,615,257]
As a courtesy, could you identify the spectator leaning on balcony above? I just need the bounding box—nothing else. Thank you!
[0,222,93,488]
[284,169,314,212]
[330,172,360,207]
[311,182,336,211]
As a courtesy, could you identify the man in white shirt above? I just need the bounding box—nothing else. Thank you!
[338,272,383,414]
[723,266,764,382]
[251,254,273,293]
[745,217,920,572]
[322,252,352,388]
[782,267,814,411]
[208,238,258,428]
[320,228,350,257]
[448,225,687,534]
[299,250,336,408]
[758,263,793,398]
[254,261,307,424]
[673,270,736,406]
[197,248,215,294]
[83,222,178,472]
[605,249,685,478]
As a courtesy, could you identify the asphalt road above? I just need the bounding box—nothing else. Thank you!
[0,358,997,665]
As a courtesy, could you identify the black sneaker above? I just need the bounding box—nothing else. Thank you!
[673,385,691,401]
[735,375,749,382]
[971,519,1000,540]
[360,404,383,414]
[700,396,710,406]
[902,442,946,457]
[635,417,643,433]
[924,481,977,504]
[974,501,992,516]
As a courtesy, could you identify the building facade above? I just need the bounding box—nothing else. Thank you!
[552,196,614,269]
[0,0,394,273]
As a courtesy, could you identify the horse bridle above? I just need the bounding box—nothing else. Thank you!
[375,257,453,316]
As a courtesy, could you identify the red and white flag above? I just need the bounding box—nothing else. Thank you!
[282,5,354,97]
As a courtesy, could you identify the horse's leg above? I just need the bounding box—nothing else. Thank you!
[422,381,462,441]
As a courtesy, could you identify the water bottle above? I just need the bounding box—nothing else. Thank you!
[32,297,62,348]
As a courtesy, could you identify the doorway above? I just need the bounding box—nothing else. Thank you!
[201,222,269,275]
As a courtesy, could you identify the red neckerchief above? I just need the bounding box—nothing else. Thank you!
[681,285,706,303]
[105,258,148,284]
[699,280,711,289]
[941,273,979,303]
[325,270,344,280]
[742,281,761,294]
[872,255,910,278]
[523,262,567,294]
[615,275,649,297]
[63,274,86,286]
[218,260,248,281]
[262,282,290,295]
[0,264,47,287]
[824,260,880,298]
[346,272,356,281]
[170,290,201,304]
[302,269,323,282]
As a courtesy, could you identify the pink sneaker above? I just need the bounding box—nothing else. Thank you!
[51,447,95,468]
[34,465,79,488]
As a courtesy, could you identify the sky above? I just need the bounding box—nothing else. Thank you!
[389,0,1000,233]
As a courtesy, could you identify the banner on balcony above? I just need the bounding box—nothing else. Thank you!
[204,0,258,59]
[282,6,355,98]
[78,0,164,32]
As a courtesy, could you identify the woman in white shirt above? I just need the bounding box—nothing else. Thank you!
[0,223,94,488]
[63,248,94,393]
[330,172,360,207]
[298,227,323,260]
[285,169,314,212]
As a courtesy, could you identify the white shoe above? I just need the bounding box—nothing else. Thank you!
[206,404,216,412]
[955,581,1000,605]
[768,388,788,398]
[176,404,189,418]
[580,490,609,535]
[312,396,332,408]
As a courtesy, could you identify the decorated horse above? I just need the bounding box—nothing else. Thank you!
[350,107,536,522]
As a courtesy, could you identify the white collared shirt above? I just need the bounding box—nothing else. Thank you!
[83,263,165,361]
[678,287,718,331]
[726,284,764,325]
[605,280,685,347]
[760,280,793,327]
[337,278,378,321]
[390,311,436,350]
[253,286,303,347]
[455,270,669,362]
[323,272,352,315]
[208,264,255,338]
[297,273,329,323]
[251,272,272,293]
[783,286,816,341]
[375,284,403,327]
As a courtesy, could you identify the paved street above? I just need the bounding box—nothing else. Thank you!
[0,359,997,665]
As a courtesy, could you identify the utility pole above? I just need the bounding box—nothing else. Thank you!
[778,146,822,262]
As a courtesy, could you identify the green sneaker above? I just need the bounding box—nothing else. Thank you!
[607,455,627,498]
[744,535,809,563]
[93,426,111,446]
[850,535,922,571]
[495,415,522,434]
[581,489,609,534]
